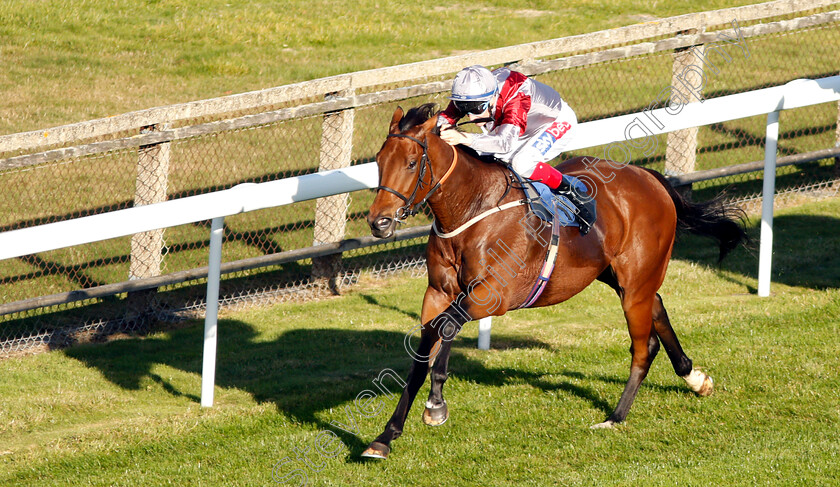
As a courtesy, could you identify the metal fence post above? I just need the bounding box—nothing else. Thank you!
[201,216,225,407]
[835,98,840,167]
[478,317,492,350]
[312,90,354,293]
[127,123,171,324]
[665,33,704,196]
[758,111,780,298]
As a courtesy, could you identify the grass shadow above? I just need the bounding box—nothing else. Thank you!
[357,294,420,321]
[673,212,840,290]
[63,323,627,457]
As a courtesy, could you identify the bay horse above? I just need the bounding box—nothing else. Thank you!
[362,103,746,459]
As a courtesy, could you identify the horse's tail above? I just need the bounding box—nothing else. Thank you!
[644,168,749,262]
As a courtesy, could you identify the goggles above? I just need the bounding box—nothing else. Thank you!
[453,100,490,115]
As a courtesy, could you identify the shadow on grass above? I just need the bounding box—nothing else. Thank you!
[63,322,645,457]
[60,206,838,459]
[357,293,420,321]
[672,212,840,291]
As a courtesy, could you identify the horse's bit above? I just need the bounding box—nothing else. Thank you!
[376,133,456,222]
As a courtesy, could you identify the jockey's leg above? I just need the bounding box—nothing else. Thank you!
[509,104,592,234]
[528,161,564,189]
[513,159,594,235]
[509,101,578,188]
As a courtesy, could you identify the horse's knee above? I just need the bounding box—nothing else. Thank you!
[629,333,659,366]
[629,334,658,353]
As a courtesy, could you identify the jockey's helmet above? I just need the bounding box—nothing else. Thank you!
[450,65,497,115]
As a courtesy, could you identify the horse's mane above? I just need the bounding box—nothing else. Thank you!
[452,144,502,165]
[398,103,439,134]
[398,103,503,166]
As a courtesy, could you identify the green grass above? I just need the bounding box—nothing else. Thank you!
[0,196,838,486]
[0,0,775,135]
[0,5,837,480]
[1,1,838,307]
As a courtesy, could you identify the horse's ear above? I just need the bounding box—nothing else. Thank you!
[418,113,439,136]
[389,107,404,134]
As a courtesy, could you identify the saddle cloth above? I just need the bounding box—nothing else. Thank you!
[522,175,597,227]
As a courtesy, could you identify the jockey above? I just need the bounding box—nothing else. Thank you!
[438,65,593,235]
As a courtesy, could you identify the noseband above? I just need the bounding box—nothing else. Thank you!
[376,133,458,222]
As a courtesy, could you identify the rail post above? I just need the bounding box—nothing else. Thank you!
[201,216,225,407]
[835,98,840,168]
[665,31,704,196]
[758,111,780,297]
[127,123,172,324]
[478,317,492,350]
[312,90,355,293]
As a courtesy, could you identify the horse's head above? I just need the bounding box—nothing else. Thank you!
[367,104,440,239]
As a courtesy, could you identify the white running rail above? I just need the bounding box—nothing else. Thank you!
[0,75,837,406]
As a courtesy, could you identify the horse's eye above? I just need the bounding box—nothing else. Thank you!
[408,159,417,170]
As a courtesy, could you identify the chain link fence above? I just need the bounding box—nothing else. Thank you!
[1,4,838,356]
[557,17,840,212]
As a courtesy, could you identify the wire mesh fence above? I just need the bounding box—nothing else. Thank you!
[559,20,840,210]
[0,7,838,357]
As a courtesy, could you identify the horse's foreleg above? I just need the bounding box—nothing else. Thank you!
[593,296,659,428]
[423,322,461,426]
[361,287,453,459]
[361,329,437,459]
[652,293,713,396]
[420,292,466,427]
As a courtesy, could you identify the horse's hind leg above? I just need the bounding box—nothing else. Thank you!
[593,293,660,428]
[652,293,713,396]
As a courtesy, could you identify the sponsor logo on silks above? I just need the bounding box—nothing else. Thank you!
[532,121,572,155]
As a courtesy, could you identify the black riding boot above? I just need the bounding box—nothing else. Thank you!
[554,178,593,235]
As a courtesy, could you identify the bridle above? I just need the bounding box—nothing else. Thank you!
[376,133,459,222]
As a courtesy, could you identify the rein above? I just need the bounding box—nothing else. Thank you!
[452,117,494,128]
[376,133,459,222]
[378,122,527,237]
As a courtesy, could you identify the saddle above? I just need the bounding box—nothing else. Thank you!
[513,170,597,229]
[511,169,598,308]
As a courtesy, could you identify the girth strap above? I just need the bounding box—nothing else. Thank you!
[517,210,562,309]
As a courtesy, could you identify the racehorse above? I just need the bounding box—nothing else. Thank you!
[362,103,747,459]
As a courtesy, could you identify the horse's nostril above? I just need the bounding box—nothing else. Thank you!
[375,217,393,230]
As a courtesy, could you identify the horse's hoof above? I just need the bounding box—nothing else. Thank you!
[696,375,714,396]
[422,401,449,426]
[683,369,714,397]
[590,420,616,429]
[361,441,390,460]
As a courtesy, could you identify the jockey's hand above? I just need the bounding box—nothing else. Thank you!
[440,128,472,146]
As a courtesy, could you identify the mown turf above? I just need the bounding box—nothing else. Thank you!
[2,1,836,306]
[0,0,766,135]
[0,195,837,486]
[1,2,838,484]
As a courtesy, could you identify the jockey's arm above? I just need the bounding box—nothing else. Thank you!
[438,92,529,153]
[469,91,529,154]
[468,123,519,154]
[437,102,462,128]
